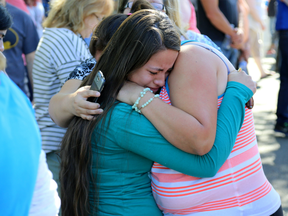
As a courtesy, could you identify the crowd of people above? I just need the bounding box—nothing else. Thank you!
[0,0,287,215]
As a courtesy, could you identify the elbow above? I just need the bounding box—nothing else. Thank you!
[195,148,210,156]
[198,168,218,178]
[192,137,214,156]
[200,162,219,178]
[194,145,212,156]
[204,168,218,178]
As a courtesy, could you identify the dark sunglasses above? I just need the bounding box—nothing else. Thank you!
[125,1,165,11]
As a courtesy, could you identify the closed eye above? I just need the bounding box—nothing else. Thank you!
[149,71,158,75]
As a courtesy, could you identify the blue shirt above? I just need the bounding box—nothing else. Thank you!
[276,0,288,30]
[3,4,39,94]
[0,72,41,216]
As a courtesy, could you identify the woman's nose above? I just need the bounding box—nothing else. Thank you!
[154,73,165,87]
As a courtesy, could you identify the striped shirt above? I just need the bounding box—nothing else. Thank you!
[151,86,281,215]
[33,28,92,153]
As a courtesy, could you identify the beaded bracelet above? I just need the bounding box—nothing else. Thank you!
[140,94,160,111]
[132,88,153,114]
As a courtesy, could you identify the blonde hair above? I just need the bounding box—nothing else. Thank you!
[0,52,6,72]
[164,0,182,30]
[164,0,188,38]
[43,0,114,33]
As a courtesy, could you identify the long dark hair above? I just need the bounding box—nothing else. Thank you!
[89,14,128,57]
[60,9,180,216]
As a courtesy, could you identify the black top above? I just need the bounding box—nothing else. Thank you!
[197,0,239,42]
[268,0,277,17]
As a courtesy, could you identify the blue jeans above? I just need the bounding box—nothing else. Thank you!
[269,17,278,46]
[214,40,239,67]
[46,151,61,197]
[276,30,288,124]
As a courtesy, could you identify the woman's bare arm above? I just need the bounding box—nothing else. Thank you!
[143,45,229,155]
[49,79,102,128]
[117,45,253,155]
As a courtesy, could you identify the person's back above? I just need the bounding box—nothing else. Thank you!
[33,27,92,127]
[0,72,41,216]
[6,0,29,13]
[151,41,281,215]
[32,26,92,197]
[3,3,39,97]
[90,108,164,215]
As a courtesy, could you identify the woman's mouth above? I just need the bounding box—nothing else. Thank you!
[148,87,160,93]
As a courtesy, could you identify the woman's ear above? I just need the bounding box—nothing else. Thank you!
[82,14,101,38]
[84,15,96,29]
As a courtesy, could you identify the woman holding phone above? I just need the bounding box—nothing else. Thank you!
[32,0,113,194]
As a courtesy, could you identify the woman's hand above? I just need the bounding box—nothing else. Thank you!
[228,70,256,94]
[117,81,145,105]
[228,70,256,109]
[71,86,103,120]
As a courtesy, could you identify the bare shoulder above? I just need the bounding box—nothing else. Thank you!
[177,42,234,74]
[173,43,219,76]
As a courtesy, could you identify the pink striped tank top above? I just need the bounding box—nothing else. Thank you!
[151,86,281,215]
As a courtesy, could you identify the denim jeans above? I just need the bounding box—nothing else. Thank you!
[214,40,239,68]
[46,151,61,197]
[269,16,278,46]
[276,30,288,124]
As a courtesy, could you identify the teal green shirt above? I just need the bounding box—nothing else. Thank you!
[90,82,253,215]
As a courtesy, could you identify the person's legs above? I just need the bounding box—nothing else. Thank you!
[249,28,272,78]
[268,16,277,54]
[228,47,239,68]
[46,151,61,197]
[275,30,288,134]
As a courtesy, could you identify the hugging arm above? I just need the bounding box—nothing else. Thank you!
[148,46,220,155]
[118,45,255,155]
[113,81,253,177]
[49,59,103,128]
[49,79,102,128]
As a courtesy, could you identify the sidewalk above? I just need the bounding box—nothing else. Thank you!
[248,51,288,214]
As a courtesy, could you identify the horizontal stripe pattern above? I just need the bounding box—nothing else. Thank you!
[152,86,280,215]
[33,28,92,152]
[159,181,272,214]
